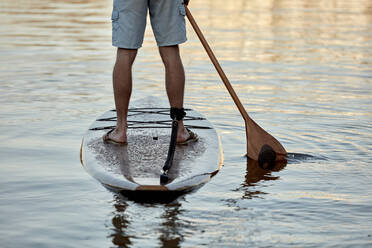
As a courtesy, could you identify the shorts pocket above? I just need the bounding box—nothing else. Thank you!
[111,10,119,42]
[179,5,186,16]
[112,10,119,23]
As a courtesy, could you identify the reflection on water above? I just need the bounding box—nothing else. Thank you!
[110,196,186,248]
[110,200,132,247]
[109,156,287,248]
[239,158,287,199]
[158,204,184,248]
[0,0,371,247]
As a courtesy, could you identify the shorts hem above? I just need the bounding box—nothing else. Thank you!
[112,42,142,49]
[157,38,187,47]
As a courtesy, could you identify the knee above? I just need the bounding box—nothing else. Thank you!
[116,48,138,66]
[159,45,181,67]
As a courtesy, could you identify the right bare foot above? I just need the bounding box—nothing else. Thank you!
[176,126,198,145]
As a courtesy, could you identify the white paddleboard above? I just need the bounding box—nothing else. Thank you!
[80,96,223,200]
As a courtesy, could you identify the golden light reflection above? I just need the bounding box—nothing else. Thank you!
[179,0,372,65]
[278,191,354,202]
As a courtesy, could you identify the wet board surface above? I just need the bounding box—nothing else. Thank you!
[80,96,223,199]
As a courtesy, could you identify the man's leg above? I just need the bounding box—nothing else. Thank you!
[159,45,191,143]
[105,48,138,143]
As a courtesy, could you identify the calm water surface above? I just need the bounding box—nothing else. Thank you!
[0,0,371,247]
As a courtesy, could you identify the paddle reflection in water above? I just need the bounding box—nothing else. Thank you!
[238,158,287,199]
[238,153,325,200]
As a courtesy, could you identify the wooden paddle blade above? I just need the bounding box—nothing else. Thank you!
[246,118,287,162]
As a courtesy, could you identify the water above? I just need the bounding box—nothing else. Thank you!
[0,0,371,247]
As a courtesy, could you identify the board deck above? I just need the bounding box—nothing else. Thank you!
[80,96,223,200]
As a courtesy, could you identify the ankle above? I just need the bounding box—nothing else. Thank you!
[170,107,186,121]
[115,123,127,133]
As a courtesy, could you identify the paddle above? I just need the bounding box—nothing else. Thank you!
[184,4,287,163]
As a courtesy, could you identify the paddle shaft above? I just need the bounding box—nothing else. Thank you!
[184,5,250,151]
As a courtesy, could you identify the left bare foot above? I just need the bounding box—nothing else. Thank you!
[102,128,127,145]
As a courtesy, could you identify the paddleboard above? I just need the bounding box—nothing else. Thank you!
[80,96,223,201]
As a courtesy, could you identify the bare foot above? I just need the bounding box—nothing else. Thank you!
[176,121,198,144]
[102,128,127,145]
[177,126,191,143]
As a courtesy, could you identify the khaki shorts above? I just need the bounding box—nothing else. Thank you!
[112,0,187,49]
